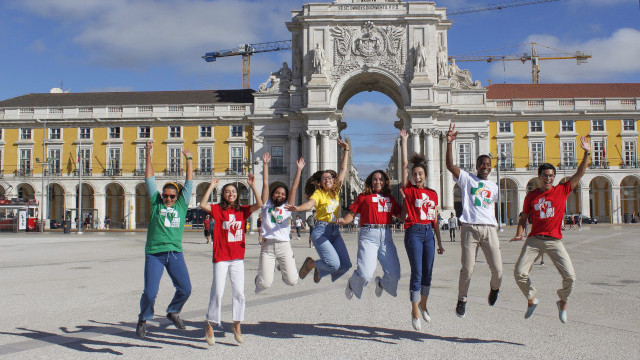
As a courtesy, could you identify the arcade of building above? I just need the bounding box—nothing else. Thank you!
[0,0,638,228]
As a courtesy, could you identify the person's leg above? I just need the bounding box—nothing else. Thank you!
[513,237,543,301]
[275,241,298,286]
[377,228,401,297]
[228,260,246,322]
[206,261,230,325]
[458,224,480,302]
[349,227,380,298]
[478,225,503,293]
[165,251,192,315]
[543,240,576,303]
[404,226,424,304]
[420,227,435,304]
[328,225,352,282]
[139,253,165,322]
[311,223,341,279]
[255,239,277,292]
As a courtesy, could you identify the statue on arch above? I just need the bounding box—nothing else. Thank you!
[413,42,427,73]
[313,43,327,75]
[448,58,481,89]
[437,46,448,79]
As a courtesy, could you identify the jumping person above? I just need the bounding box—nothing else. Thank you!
[399,129,444,331]
[287,138,352,284]
[446,123,503,318]
[511,137,591,324]
[136,140,193,339]
[200,174,262,345]
[339,170,402,301]
[255,153,305,293]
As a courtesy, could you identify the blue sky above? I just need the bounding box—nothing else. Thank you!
[1,0,639,176]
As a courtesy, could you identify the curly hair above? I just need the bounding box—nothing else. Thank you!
[409,153,428,177]
[363,170,391,196]
[304,170,341,198]
[219,183,242,211]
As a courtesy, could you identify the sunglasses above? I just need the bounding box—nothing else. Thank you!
[162,193,177,200]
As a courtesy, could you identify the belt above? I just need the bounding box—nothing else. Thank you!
[535,235,559,240]
[361,224,392,229]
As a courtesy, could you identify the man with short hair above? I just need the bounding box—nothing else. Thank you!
[511,137,591,324]
[306,210,316,248]
[446,124,503,318]
[448,213,458,242]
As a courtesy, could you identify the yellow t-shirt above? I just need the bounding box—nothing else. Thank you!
[310,189,340,223]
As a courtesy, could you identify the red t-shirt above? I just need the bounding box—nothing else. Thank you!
[523,182,572,239]
[403,183,438,229]
[209,204,251,262]
[349,193,400,225]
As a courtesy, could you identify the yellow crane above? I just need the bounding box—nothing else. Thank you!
[450,42,591,84]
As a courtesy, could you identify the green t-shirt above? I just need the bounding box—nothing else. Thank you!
[145,177,193,254]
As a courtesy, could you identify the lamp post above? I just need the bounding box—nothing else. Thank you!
[78,140,83,235]
[501,151,508,227]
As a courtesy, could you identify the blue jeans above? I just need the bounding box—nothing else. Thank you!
[139,251,192,321]
[404,223,435,303]
[311,221,352,281]
[349,227,400,298]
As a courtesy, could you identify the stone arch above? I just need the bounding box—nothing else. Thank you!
[196,182,217,205]
[47,183,65,222]
[17,183,36,201]
[498,177,518,225]
[331,68,409,110]
[620,175,640,222]
[75,183,95,227]
[135,183,150,229]
[589,176,613,223]
[105,182,125,227]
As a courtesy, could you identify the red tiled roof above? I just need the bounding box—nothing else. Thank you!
[486,83,640,99]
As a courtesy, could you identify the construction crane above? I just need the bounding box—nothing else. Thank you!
[202,0,565,88]
[450,42,591,84]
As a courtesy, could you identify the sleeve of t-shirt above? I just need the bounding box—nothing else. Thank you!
[432,190,439,207]
[310,190,321,206]
[145,177,159,204]
[522,192,533,215]
[348,194,363,215]
[242,205,252,220]
[181,180,194,204]
[453,169,468,187]
[390,195,401,216]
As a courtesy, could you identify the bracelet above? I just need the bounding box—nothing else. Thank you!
[585,152,591,156]
[185,156,192,160]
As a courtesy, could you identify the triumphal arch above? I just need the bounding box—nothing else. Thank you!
[251,0,488,212]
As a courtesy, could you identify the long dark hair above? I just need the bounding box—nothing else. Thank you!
[219,183,241,211]
[304,170,341,198]
[363,170,391,196]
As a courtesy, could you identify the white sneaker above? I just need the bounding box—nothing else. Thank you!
[412,317,421,331]
[525,298,539,319]
[556,301,567,324]
[419,303,431,323]
[345,281,354,300]
[374,276,383,297]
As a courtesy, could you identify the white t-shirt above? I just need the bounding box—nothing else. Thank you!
[260,199,292,241]
[295,218,303,227]
[454,169,498,226]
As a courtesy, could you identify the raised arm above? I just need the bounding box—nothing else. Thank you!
[183,148,193,181]
[145,140,154,179]
[568,136,591,190]
[288,157,305,205]
[445,123,461,179]
[336,138,350,185]
[400,129,409,187]
[199,177,219,213]
[248,174,263,213]
[261,153,270,204]
[285,198,317,213]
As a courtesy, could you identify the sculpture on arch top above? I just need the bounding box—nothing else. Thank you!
[413,42,427,73]
[448,58,482,89]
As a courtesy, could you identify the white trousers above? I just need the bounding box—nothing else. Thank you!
[206,259,245,324]
[255,238,298,292]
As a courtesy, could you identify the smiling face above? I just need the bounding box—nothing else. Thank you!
[222,185,238,205]
[371,172,385,193]
[271,186,287,207]
[412,166,426,188]
[161,187,178,207]
[320,172,335,191]
[476,157,492,180]
[538,169,556,191]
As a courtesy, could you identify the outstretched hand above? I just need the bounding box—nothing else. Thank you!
[145,140,153,151]
[296,157,306,170]
[247,173,255,187]
[262,152,271,165]
[337,138,348,150]
[183,148,192,158]
[399,129,409,141]
[284,204,297,212]
[209,177,219,187]
[579,136,591,153]
[447,123,458,143]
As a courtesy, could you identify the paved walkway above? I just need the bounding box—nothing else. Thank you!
[1,225,639,359]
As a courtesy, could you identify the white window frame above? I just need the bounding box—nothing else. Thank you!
[107,147,121,170]
[560,120,574,132]
[561,141,575,167]
[498,121,512,133]
[49,128,62,140]
[47,147,62,173]
[270,145,285,173]
[108,127,121,139]
[200,126,212,138]
[591,119,605,132]
[592,140,606,165]
[231,125,244,138]
[167,146,183,173]
[79,127,92,140]
[458,142,473,171]
[622,119,636,132]
[199,146,213,172]
[498,142,513,169]
[623,140,637,166]
[136,146,147,172]
[530,141,544,167]
[20,128,32,140]
[529,120,543,133]
[230,146,244,174]
[78,146,92,175]
[138,126,151,139]
[168,126,182,138]
[18,147,32,172]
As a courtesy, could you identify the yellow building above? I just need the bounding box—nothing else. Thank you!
[0,89,255,229]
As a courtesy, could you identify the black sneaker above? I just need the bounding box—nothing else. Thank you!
[488,288,499,306]
[136,320,146,338]
[167,312,186,330]
[456,300,466,318]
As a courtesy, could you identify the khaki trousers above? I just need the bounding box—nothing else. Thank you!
[255,239,298,291]
[513,235,576,302]
[458,223,503,301]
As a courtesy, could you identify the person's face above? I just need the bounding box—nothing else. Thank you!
[476,157,492,179]
[223,186,237,204]
[371,172,385,193]
[321,172,335,191]
[412,167,425,187]
[271,187,287,206]
[161,188,178,207]
[538,169,556,191]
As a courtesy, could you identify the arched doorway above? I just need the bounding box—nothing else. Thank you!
[196,182,217,206]
[498,178,518,225]
[135,183,150,229]
[105,183,125,226]
[75,184,95,227]
[620,176,640,222]
[589,176,612,223]
[0,185,6,200]
[47,183,65,222]
[17,183,35,201]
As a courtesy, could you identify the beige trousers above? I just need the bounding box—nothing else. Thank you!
[255,238,298,292]
[458,223,503,301]
[513,235,576,302]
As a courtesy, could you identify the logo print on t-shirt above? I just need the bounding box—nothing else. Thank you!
[373,195,391,213]
[326,198,339,221]
[471,182,493,209]
[222,214,243,242]
[268,207,284,224]
[160,207,180,228]
[414,193,436,221]
[534,197,554,219]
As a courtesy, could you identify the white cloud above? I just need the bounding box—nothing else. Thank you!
[28,39,47,53]
[342,102,397,125]
[489,28,640,82]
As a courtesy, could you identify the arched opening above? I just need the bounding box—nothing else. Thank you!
[498,178,518,225]
[17,183,35,201]
[237,183,250,206]
[47,183,65,222]
[105,183,125,227]
[526,178,541,193]
[135,183,150,229]
[75,184,95,228]
[196,182,217,206]
[589,176,612,223]
[620,176,640,222]
[453,184,463,216]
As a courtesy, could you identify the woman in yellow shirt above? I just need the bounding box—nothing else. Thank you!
[287,138,352,283]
